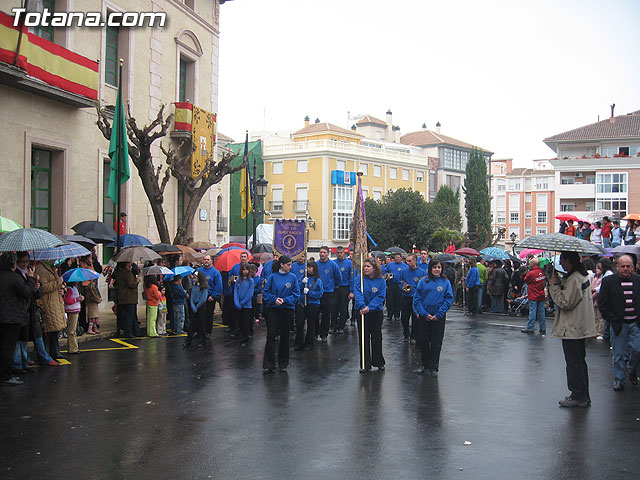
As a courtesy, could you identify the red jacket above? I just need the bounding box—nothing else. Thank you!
[601,221,612,239]
[524,266,546,301]
[564,225,576,237]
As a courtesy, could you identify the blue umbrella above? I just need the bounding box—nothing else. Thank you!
[31,241,91,261]
[173,266,195,277]
[62,267,101,283]
[0,228,64,252]
[480,247,511,260]
[107,234,153,248]
[216,246,249,256]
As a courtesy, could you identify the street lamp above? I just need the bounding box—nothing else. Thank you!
[251,158,268,248]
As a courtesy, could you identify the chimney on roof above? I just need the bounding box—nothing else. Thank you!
[304,115,310,127]
[315,118,320,124]
[422,123,427,131]
[610,103,616,124]
[384,110,392,141]
[351,124,357,131]
[436,121,441,134]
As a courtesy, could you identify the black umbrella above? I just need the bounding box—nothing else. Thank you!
[433,253,457,262]
[250,243,273,254]
[369,250,386,259]
[72,221,116,243]
[60,234,97,250]
[151,243,181,255]
[386,246,407,255]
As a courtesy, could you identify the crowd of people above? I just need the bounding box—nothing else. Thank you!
[558,215,638,247]
[1,240,639,411]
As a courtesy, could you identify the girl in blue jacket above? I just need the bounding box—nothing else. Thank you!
[412,259,453,377]
[262,255,300,373]
[354,258,387,372]
[185,272,208,348]
[234,263,255,347]
[295,260,323,351]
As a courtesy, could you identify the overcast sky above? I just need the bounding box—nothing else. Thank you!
[218,0,640,165]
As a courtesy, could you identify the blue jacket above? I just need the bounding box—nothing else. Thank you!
[252,276,264,299]
[334,258,352,287]
[170,282,188,305]
[234,277,255,310]
[190,286,208,313]
[400,266,426,298]
[300,276,324,305]
[223,262,243,296]
[317,258,341,293]
[418,259,430,272]
[197,266,222,299]
[387,261,409,286]
[292,261,307,283]
[261,260,276,282]
[263,271,300,310]
[413,276,453,319]
[466,266,480,288]
[354,275,387,312]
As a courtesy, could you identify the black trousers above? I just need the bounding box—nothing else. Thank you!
[295,303,318,348]
[263,308,293,370]
[387,283,402,320]
[562,338,590,401]
[205,297,218,334]
[417,315,446,371]
[333,285,350,329]
[319,291,334,337]
[0,323,21,381]
[467,286,479,314]
[400,295,417,339]
[118,304,139,337]
[188,306,207,342]
[44,330,62,359]
[222,295,234,332]
[357,310,385,370]
[236,308,252,342]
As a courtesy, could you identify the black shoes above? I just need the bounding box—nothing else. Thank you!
[182,341,192,348]
[613,382,625,391]
[335,329,344,334]
[240,341,248,348]
[429,370,438,378]
[279,366,287,372]
[293,345,304,351]
[262,368,274,375]
[521,329,534,334]
[558,396,591,407]
[629,372,638,386]
[321,336,328,343]
[413,367,425,375]
[410,339,416,345]
[377,366,385,371]
[540,330,546,335]
[359,368,370,373]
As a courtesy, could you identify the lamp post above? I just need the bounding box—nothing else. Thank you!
[251,158,268,248]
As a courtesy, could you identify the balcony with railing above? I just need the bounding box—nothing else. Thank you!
[292,200,309,213]
[216,216,228,232]
[269,201,284,214]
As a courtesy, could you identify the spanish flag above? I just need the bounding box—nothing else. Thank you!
[239,132,252,219]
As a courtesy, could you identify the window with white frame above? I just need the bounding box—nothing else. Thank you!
[597,173,627,193]
[272,162,283,174]
[359,163,368,175]
[496,211,506,223]
[524,178,532,191]
[537,227,547,235]
[497,179,506,191]
[373,165,381,177]
[537,211,547,223]
[389,167,397,179]
[271,188,283,212]
[525,194,532,203]
[497,196,506,209]
[525,211,532,219]
[297,160,308,173]
[509,194,520,209]
[333,185,353,240]
[416,171,424,182]
[536,193,547,210]
[586,201,595,211]
[402,169,409,181]
[597,198,627,217]
[535,177,550,190]
[560,203,575,212]
[336,160,346,171]
[362,188,368,198]
[508,178,521,190]
[373,190,382,201]
[510,212,519,223]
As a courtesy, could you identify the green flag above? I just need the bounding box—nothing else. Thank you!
[108,81,129,204]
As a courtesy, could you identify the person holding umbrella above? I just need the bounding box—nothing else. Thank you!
[113,262,141,338]
[548,252,596,407]
[196,255,223,338]
[35,259,67,359]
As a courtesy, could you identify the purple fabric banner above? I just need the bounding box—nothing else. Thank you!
[273,219,306,260]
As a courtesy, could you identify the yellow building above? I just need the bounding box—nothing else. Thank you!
[0,1,231,250]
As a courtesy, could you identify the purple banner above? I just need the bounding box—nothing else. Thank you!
[273,219,306,260]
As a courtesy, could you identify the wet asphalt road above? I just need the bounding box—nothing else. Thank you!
[1,309,639,480]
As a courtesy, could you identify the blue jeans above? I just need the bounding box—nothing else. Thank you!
[477,284,485,312]
[603,237,611,248]
[12,341,28,370]
[173,304,186,334]
[610,322,640,385]
[526,299,546,332]
[490,295,503,313]
[34,336,54,364]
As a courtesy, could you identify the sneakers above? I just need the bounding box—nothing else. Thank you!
[321,336,328,343]
[521,329,534,334]
[3,377,24,386]
[558,396,591,408]
[540,330,546,336]
[403,336,410,343]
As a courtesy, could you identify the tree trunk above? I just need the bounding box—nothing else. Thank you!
[173,193,200,245]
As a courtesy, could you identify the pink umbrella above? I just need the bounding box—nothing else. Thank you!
[519,248,544,258]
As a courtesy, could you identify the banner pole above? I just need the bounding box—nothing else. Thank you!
[360,252,365,370]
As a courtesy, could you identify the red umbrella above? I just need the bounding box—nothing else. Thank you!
[555,214,579,222]
[220,242,246,250]
[214,248,253,271]
[454,247,481,256]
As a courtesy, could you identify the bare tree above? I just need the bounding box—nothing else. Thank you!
[96,103,244,245]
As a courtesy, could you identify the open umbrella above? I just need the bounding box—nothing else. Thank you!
[0,228,65,252]
[113,247,161,263]
[143,265,173,276]
[62,267,101,283]
[174,245,204,262]
[622,214,640,221]
[432,253,457,262]
[72,221,117,243]
[188,240,215,250]
[108,234,153,248]
[369,250,386,258]
[220,242,246,250]
[149,243,181,255]
[215,248,253,271]
[611,244,640,257]
[518,248,544,258]
[31,241,91,261]
[204,248,219,257]
[250,243,273,254]
[555,213,579,222]
[60,234,97,249]
[386,246,407,255]
[516,233,606,255]
[0,215,23,233]
[217,246,250,256]
[480,247,511,260]
[173,265,195,277]
[454,247,481,256]
[251,252,274,263]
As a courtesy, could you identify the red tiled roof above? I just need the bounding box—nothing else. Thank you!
[293,122,363,137]
[356,115,387,127]
[400,129,493,153]
[544,112,640,142]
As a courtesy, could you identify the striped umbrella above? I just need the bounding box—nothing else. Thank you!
[31,242,91,261]
[0,228,65,252]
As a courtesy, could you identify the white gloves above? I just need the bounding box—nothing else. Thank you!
[303,288,309,294]
[302,277,308,284]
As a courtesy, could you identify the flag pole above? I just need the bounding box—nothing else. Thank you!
[115,60,123,256]
[360,251,365,370]
[243,131,249,248]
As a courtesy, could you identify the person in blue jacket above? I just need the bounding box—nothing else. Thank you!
[295,260,323,351]
[233,263,255,348]
[170,276,188,335]
[262,255,300,373]
[333,246,352,333]
[465,257,481,316]
[317,246,342,341]
[196,255,223,337]
[354,258,387,372]
[412,259,453,377]
[386,253,409,322]
[225,251,250,335]
[400,253,426,343]
[185,272,208,348]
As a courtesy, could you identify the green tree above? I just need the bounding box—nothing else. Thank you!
[429,228,464,252]
[433,185,462,231]
[462,147,492,248]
